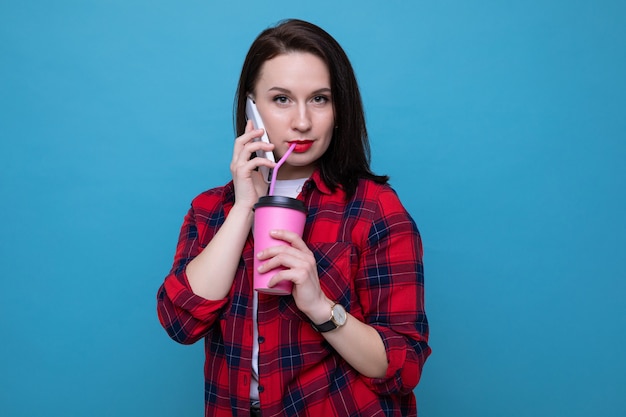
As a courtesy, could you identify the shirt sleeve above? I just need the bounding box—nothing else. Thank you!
[156,199,228,345]
[356,186,431,395]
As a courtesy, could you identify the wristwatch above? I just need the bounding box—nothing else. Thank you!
[311,303,347,333]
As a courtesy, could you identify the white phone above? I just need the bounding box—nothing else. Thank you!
[245,97,275,182]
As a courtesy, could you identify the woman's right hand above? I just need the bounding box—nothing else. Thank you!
[186,120,274,300]
[230,120,276,210]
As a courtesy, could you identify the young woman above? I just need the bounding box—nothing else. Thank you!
[157,19,430,417]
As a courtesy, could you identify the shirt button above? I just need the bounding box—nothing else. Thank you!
[258,336,265,344]
[258,385,265,393]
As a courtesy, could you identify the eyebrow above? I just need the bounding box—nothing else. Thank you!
[268,87,332,95]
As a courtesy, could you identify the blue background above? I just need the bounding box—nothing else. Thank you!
[1,1,625,416]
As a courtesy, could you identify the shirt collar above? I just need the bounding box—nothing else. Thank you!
[306,168,334,195]
[223,167,336,204]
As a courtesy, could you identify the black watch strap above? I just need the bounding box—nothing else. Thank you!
[311,319,337,333]
[311,303,346,333]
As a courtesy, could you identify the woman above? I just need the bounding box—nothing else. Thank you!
[157,19,430,417]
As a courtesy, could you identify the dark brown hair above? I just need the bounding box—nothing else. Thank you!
[234,19,388,198]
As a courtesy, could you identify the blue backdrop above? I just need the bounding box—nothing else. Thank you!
[1,1,624,416]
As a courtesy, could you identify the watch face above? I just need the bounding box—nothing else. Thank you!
[332,304,347,326]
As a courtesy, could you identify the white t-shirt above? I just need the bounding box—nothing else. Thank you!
[250,178,307,401]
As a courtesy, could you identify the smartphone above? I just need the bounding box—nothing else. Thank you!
[245,97,275,182]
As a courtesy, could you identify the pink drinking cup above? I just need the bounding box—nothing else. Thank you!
[253,195,307,295]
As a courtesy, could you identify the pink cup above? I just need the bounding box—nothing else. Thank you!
[253,195,307,295]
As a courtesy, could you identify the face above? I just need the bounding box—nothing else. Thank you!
[252,52,335,180]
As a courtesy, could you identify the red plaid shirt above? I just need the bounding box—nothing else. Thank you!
[157,170,430,416]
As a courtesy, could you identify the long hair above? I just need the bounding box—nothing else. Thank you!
[234,19,388,198]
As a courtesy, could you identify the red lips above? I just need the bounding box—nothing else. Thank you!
[288,140,313,153]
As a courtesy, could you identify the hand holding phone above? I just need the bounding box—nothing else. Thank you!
[245,97,275,182]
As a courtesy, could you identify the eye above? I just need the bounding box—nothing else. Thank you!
[273,95,290,105]
[312,95,330,104]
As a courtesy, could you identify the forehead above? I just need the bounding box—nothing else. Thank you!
[255,52,330,92]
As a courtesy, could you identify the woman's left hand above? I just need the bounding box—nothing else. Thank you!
[257,230,331,323]
[259,230,389,379]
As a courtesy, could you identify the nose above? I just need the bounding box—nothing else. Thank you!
[291,103,312,132]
